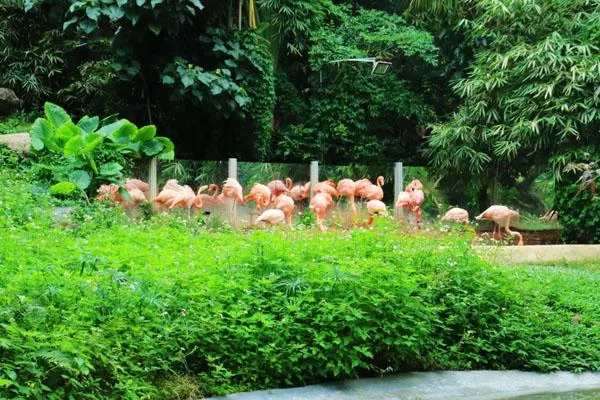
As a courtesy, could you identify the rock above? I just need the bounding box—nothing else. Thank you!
[0,133,31,154]
[0,88,20,115]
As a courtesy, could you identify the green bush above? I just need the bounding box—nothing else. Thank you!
[555,182,600,244]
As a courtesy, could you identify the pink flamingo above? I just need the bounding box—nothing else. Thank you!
[310,192,334,232]
[268,178,293,201]
[290,182,310,202]
[475,205,523,246]
[363,176,384,201]
[366,199,387,225]
[314,179,339,199]
[336,179,358,214]
[395,179,425,224]
[255,208,286,227]
[244,183,272,211]
[273,193,295,228]
[354,178,372,199]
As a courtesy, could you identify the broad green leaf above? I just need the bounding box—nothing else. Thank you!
[77,116,100,133]
[136,0,145,5]
[105,6,125,21]
[107,121,137,145]
[149,24,162,35]
[162,75,175,84]
[141,139,164,156]
[69,170,91,190]
[158,150,175,160]
[97,120,126,137]
[30,118,58,152]
[50,181,78,196]
[181,75,194,88]
[86,7,101,21]
[63,17,78,30]
[44,102,71,127]
[0,379,13,388]
[64,136,85,158]
[135,125,157,142]
[99,162,124,176]
[82,133,104,153]
[151,0,163,7]
[156,136,175,153]
[55,122,82,145]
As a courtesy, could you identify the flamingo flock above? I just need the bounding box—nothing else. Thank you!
[97,175,524,245]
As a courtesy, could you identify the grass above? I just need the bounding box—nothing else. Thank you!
[0,111,35,135]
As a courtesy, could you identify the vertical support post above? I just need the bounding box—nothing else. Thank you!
[148,157,158,200]
[310,161,319,198]
[228,158,238,229]
[394,162,404,222]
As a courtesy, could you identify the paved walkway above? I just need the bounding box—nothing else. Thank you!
[477,245,600,265]
[210,371,600,400]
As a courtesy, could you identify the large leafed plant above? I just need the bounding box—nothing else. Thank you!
[29,102,174,197]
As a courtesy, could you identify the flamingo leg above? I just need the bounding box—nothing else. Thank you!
[350,195,357,215]
[504,217,524,246]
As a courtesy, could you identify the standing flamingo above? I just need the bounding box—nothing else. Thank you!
[363,176,384,201]
[273,193,295,228]
[475,205,523,246]
[309,192,334,232]
[395,179,425,224]
[336,179,358,214]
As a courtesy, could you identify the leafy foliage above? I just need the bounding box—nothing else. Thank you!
[427,0,600,180]
[309,8,438,70]
[29,102,174,196]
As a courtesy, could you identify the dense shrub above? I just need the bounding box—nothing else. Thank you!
[555,182,600,244]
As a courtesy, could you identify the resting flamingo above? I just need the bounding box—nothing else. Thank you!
[217,178,244,204]
[366,199,387,225]
[314,179,339,199]
[268,178,292,201]
[441,207,477,237]
[336,179,358,214]
[354,178,372,199]
[244,183,271,211]
[475,205,523,246]
[196,184,222,207]
[310,192,334,232]
[153,179,201,217]
[290,182,310,202]
[255,208,286,227]
[363,176,384,201]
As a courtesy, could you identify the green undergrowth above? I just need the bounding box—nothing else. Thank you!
[0,162,599,399]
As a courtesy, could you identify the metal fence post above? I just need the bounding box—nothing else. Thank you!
[148,157,158,200]
[310,161,319,198]
[228,158,238,229]
[394,162,404,222]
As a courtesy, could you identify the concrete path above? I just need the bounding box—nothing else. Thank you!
[476,245,600,265]
[210,371,600,400]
